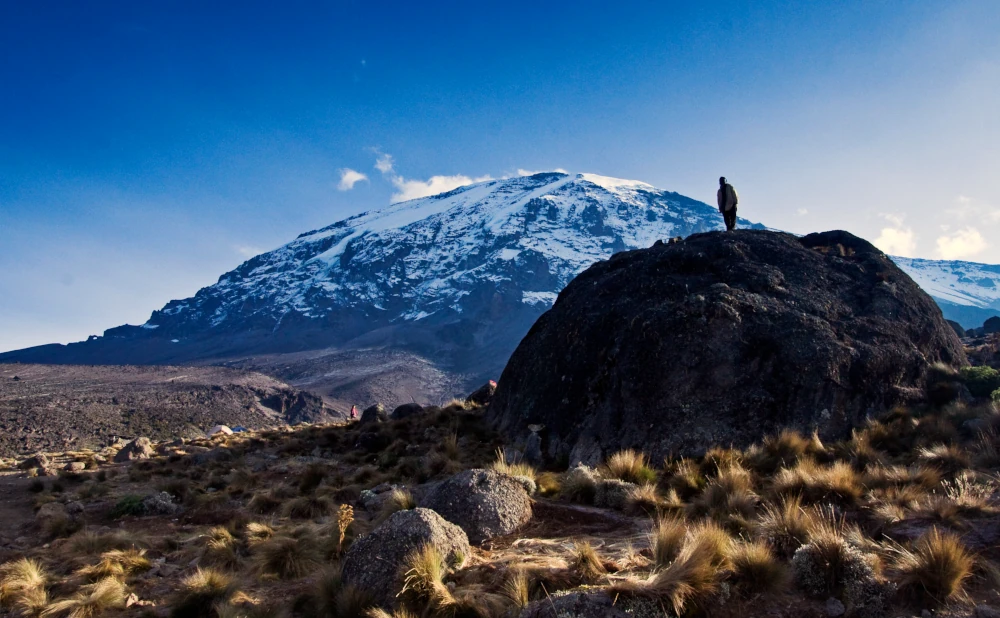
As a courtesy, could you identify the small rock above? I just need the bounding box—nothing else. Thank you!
[113,437,155,463]
[64,462,86,472]
[35,502,68,523]
[422,469,532,544]
[826,597,846,617]
[207,425,233,437]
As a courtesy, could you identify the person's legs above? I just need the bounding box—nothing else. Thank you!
[724,208,737,231]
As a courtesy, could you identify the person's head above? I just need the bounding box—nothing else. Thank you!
[719,176,726,185]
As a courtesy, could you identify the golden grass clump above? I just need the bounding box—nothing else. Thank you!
[251,533,323,580]
[613,520,732,615]
[686,463,758,530]
[571,542,608,583]
[399,544,455,611]
[666,458,706,500]
[201,527,243,571]
[244,522,275,546]
[1,558,49,615]
[918,444,972,475]
[729,540,791,596]
[377,489,414,524]
[76,548,151,581]
[281,495,335,520]
[624,483,663,516]
[41,577,126,618]
[535,472,560,497]
[168,568,239,618]
[502,569,530,609]
[771,460,863,506]
[754,496,820,558]
[650,515,687,567]
[65,531,141,556]
[892,528,973,605]
[491,448,537,483]
[604,449,657,485]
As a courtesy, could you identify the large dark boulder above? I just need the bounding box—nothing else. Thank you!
[489,230,967,463]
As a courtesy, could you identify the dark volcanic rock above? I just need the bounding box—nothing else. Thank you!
[421,468,532,544]
[390,402,424,419]
[466,380,497,406]
[489,230,967,463]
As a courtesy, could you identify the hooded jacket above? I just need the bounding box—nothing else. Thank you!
[717,183,738,212]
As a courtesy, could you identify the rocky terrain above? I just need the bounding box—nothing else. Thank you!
[0,364,335,458]
[0,381,998,618]
[491,230,966,464]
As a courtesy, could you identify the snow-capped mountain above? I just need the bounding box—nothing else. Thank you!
[4,171,997,397]
[892,257,1000,329]
[0,172,762,381]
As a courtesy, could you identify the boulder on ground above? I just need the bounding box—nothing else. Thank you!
[391,403,424,420]
[359,403,388,425]
[466,380,497,406]
[64,461,86,472]
[341,507,470,609]
[113,437,155,463]
[422,468,532,544]
[207,425,233,437]
[946,320,966,339]
[18,453,49,470]
[490,230,967,462]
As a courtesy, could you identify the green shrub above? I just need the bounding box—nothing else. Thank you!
[109,495,145,519]
[959,366,1000,398]
[992,388,1000,402]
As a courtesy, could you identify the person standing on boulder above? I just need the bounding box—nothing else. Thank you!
[717,176,739,231]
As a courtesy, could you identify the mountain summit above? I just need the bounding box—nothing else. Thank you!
[1,173,762,387]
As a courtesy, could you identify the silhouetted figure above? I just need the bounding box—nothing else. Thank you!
[350,404,358,420]
[717,176,739,231]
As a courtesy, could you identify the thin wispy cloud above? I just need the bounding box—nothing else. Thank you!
[337,168,368,191]
[374,153,395,174]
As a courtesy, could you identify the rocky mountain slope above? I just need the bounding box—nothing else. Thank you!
[0,363,333,457]
[893,256,1000,328]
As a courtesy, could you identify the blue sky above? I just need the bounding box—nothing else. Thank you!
[2,1,999,352]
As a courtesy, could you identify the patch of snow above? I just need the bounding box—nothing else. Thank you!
[141,324,159,329]
[522,291,558,305]
[579,173,655,191]
[498,248,521,261]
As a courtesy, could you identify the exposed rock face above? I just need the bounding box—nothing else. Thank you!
[113,437,155,463]
[390,403,424,420]
[359,403,388,425]
[421,469,532,544]
[490,230,967,462]
[341,508,470,609]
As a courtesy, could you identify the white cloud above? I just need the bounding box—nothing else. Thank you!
[796,208,808,216]
[337,168,368,191]
[234,245,263,259]
[874,226,917,257]
[517,168,568,176]
[374,153,395,174]
[936,227,988,260]
[390,174,493,203]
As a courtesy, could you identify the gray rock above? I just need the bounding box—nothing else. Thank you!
[64,462,86,472]
[391,403,424,420]
[826,597,846,617]
[35,502,68,524]
[974,606,1000,618]
[18,453,49,470]
[113,437,155,463]
[523,432,543,465]
[519,590,628,618]
[594,479,637,511]
[359,403,388,424]
[422,469,532,544]
[341,508,470,609]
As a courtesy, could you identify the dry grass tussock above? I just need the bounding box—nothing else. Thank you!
[771,460,863,506]
[169,568,239,618]
[0,558,49,615]
[891,527,974,605]
[490,448,537,483]
[603,449,657,485]
[75,548,151,581]
[40,577,126,618]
